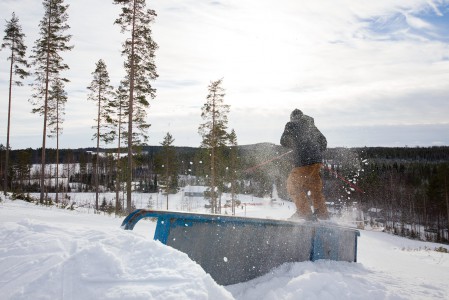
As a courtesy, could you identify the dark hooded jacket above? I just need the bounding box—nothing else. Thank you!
[280,112,327,167]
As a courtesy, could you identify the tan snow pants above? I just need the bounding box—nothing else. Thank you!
[287,163,329,219]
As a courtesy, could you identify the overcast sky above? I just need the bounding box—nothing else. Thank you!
[1,0,449,149]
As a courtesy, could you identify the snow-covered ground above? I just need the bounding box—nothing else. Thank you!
[1,193,448,300]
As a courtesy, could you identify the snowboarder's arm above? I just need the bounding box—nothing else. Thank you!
[317,130,327,152]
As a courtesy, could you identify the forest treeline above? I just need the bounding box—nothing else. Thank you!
[1,144,448,243]
[324,146,449,244]
[4,145,448,165]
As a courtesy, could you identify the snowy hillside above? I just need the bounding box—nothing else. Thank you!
[1,195,448,300]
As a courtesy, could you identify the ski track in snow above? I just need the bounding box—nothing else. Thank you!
[1,199,448,300]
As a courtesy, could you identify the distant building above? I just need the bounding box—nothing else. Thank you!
[367,207,383,219]
[183,185,208,198]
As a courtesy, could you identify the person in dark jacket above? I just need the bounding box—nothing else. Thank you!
[280,109,329,220]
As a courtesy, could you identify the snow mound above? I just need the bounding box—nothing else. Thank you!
[0,216,233,300]
[227,260,401,300]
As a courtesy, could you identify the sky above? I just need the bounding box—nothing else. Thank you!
[1,0,449,149]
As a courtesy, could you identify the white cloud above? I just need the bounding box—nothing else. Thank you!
[403,12,435,29]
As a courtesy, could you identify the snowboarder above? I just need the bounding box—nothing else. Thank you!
[280,109,329,220]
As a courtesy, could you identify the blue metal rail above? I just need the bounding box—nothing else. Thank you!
[122,209,360,285]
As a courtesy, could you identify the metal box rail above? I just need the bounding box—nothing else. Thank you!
[122,209,360,286]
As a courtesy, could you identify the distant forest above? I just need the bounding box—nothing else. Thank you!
[1,144,448,243]
[4,144,449,166]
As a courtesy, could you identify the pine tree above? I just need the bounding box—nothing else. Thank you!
[159,132,178,194]
[1,12,30,196]
[29,0,73,204]
[14,150,32,192]
[198,79,230,213]
[114,0,158,213]
[112,81,129,215]
[87,59,115,210]
[47,77,67,203]
[228,129,239,215]
[78,151,87,192]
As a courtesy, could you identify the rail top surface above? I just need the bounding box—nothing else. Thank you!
[121,209,360,234]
